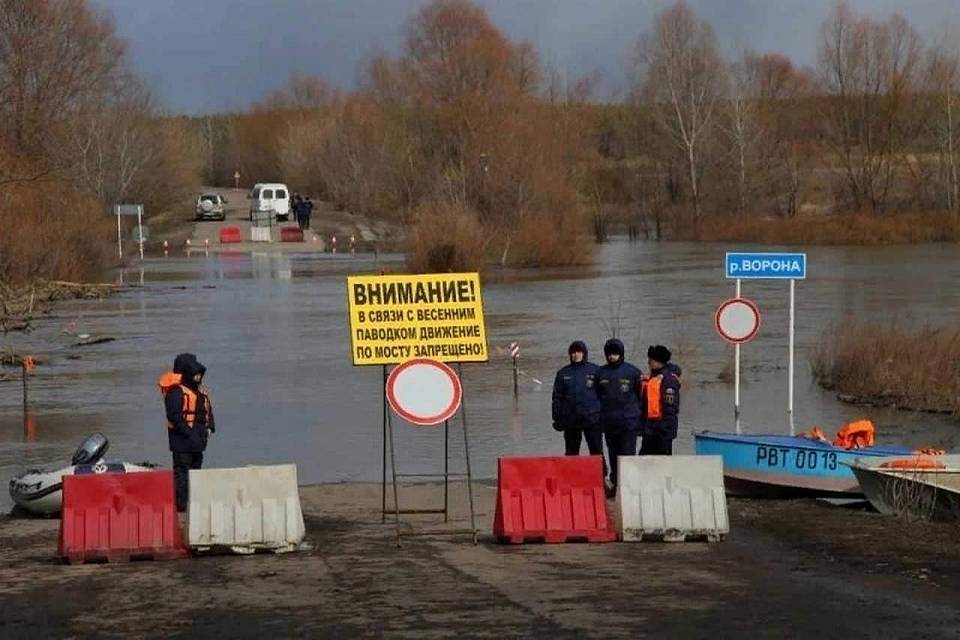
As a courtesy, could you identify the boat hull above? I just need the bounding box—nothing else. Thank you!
[694,432,914,498]
[9,462,154,516]
[849,456,960,521]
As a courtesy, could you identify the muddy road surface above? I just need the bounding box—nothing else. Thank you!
[1,484,959,639]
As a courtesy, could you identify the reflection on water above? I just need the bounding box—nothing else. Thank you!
[1,242,959,511]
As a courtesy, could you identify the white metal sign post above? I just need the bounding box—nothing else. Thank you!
[724,252,807,435]
[114,204,145,261]
[383,358,476,546]
[714,297,761,434]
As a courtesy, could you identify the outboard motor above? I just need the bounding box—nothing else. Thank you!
[71,433,109,465]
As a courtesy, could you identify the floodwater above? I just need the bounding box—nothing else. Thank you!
[2,241,960,511]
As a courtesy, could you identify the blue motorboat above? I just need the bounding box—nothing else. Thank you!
[694,432,915,498]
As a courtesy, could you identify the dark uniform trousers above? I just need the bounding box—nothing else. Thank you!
[639,432,673,455]
[605,430,638,486]
[564,427,604,457]
[172,451,204,512]
[564,426,607,478]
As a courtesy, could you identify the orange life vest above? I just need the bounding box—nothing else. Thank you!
[798,426,831,443]
[646,374,663,421]
[880,458,945,470]
[158,372,208,430]
[832,419,875,449]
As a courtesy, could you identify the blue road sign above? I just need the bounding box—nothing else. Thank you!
[725,252,806,279]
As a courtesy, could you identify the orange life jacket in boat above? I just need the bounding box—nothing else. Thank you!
[833,419,875,449]
[879,458,945,470]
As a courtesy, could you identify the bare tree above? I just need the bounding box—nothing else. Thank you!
[0,0,123,159]
[722,51,764,216]
[924,40,960,215]
[818,2,923,213]
[753,54,818,217]
[69,78,156,206]
[632,2,726,226]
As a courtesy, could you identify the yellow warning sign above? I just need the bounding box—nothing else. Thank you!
[346,272,488,366]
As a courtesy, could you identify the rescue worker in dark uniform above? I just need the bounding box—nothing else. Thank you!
[640,345,681,456]
[552,341,605,470]
[159,353,215,511]
[596,338,643,496]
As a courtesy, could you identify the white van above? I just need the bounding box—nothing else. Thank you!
[248,183,291,221]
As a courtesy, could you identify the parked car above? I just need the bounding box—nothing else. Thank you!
[248,183,290,221]
[195,193,227,221]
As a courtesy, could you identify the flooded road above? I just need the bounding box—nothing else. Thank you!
[2,241,959,511]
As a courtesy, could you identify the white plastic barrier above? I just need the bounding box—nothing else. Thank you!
[188,464,306,554]
[617,455,728,542]
[250,227,272,242]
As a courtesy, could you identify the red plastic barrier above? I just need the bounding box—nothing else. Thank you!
[280,227,304,242]
[219,226,242,244]
[493,456,616,544]
[59,470,187,563]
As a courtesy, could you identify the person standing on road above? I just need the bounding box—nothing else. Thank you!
[158,353,215,512]
[552,341,605,474]
[640,345,681,456]
[292,194,304,229]
[302,196,314,230]
[596,338,643,497]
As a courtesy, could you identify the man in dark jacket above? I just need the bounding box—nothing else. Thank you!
[640,345,681,456]
[159,353,215,511]
[302,197,314,230]
[596,338,643,496]
[552,341,605,470]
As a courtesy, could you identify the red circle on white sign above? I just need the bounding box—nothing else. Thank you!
[386,359,463,426]
[715,298,761,344]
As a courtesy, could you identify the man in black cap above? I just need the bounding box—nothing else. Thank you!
[158,354,216,511]
[552,341,605,470]
[640,345,681,456]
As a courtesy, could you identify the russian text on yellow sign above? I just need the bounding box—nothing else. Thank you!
[346,272,488,366]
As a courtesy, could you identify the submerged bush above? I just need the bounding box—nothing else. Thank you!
[812,319,960,414]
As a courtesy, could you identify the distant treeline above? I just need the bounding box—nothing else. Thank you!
[194,0,960,265]
[5,0,960,284]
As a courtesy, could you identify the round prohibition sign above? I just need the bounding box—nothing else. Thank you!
[715,297,761,344]
[386,358,463,426]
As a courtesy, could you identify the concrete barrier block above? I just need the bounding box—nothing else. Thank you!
[617,455,728,542]
[188,464,305,553]
[250,227,272,242]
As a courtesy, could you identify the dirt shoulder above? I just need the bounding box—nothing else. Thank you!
[1,484,959,639]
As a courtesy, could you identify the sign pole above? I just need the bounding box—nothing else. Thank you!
[724,252,806,437]
[458,363,478,545]
[443,418,449,523]
[116,212,123,261]
[788,279,795,435]
[733,278,740,435]
[381,366,387,523]
[137,206,144,261]
[21,360,29,416]
[387,397,401,547]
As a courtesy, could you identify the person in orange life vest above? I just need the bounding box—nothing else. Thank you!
[640,345,680,456]
[159,353,215,511]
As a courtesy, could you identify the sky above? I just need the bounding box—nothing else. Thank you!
[92,0,960,114]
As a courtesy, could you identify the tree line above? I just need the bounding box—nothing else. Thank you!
[0,0,200,284]
[201,0,960,263]
[4,0,960,283]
